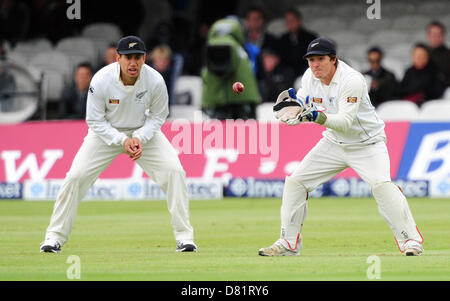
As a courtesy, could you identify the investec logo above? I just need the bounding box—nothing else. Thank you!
[228,178,284,197]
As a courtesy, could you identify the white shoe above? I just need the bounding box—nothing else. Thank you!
[40,238,62,253]
[259,237,302,256]
[176,240,198,252]
[403,240,423,256]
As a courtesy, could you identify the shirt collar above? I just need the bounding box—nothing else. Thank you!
[330,60,341,84]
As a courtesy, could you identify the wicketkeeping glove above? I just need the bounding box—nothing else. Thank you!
[285,95,327,126]
[273,88,305,123]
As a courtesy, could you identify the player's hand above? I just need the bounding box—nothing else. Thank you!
[286,96,326,125]
[273,88,304,123]
[124,138,143,161]
[129,138,143,161]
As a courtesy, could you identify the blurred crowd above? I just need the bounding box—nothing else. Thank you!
[0,0,449,121]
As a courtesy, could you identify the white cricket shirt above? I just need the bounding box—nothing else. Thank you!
[297,60,385,144]
[86,62,169,146]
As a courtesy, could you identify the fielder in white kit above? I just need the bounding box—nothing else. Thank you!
[260,38,424,256]
[40,36,197,253]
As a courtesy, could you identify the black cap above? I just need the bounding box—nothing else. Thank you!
[116,36,146,55]
[303,37,336,59]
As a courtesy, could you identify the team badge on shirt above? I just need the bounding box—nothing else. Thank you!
[136,90,148,100]
[109,99,120,104]
[312,97,322,103]
[347,97,357,103]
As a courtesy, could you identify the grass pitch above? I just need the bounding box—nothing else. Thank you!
[0,197,449,281]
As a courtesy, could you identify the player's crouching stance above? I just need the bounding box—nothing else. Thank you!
[259,38,423,257]
[40,36,197,253]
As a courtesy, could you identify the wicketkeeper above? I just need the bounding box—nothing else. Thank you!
[40,36,197,253]
[260,38,424,256]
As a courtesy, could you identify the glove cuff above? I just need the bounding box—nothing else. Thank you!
[314,112,327,125]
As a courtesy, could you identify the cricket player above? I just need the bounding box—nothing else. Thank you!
[260,38,424,256]
[40,36,197,253]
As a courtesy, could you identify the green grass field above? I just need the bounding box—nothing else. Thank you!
[0,197,449,281]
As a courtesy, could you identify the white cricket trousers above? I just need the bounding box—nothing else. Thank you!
[45,129,194,245]
[281,135,423,252]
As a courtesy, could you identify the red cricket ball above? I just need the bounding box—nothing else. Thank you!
[232,82,244,93]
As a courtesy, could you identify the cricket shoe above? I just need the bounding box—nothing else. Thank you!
[258,237,301,256]
[403,240,423,256]
[40,238,62,253]
[176,240,198,252]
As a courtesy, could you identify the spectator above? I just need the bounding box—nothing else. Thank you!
[243,5,278,76]
[278,8,317,76]
[95,43,117,72]
[147,44,179,105]
[363,47,398,107]
[427,21,450,87]
[59,62,93,119]
[396,43,446,106]
[258,47,297,103]
[201,18,261,119]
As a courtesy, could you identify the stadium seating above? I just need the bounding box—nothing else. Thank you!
[55,37,97,71]
[332,3,366,18]
[12,38,53,64]
[339,43,369,63]
[256,103,277,121]
[82,23,122,44]
[443,87,450,100]
[416,2,450,15]
[381,2,416,18]
[6,52,27,66]
[380,57,407,81]
[0,61,39,123]
[418,100,450,121]
[82,22,122,64]
[327,32,368,47]
[168,105,204,121]
[409,30,427,44]
[174,76,203,108]
[29,51,71,102]
[391,15,432,32]
[348,17,392,34]
[308,18,348,34]
[376,100,420,121]
[368,31,412,50]
[3,0,449,124]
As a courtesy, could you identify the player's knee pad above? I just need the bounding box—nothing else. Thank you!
[372,181,405,203]
[281,176,308,244]
[371,181,422,247]
[284,175,306,194]
[65,170,84,183]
